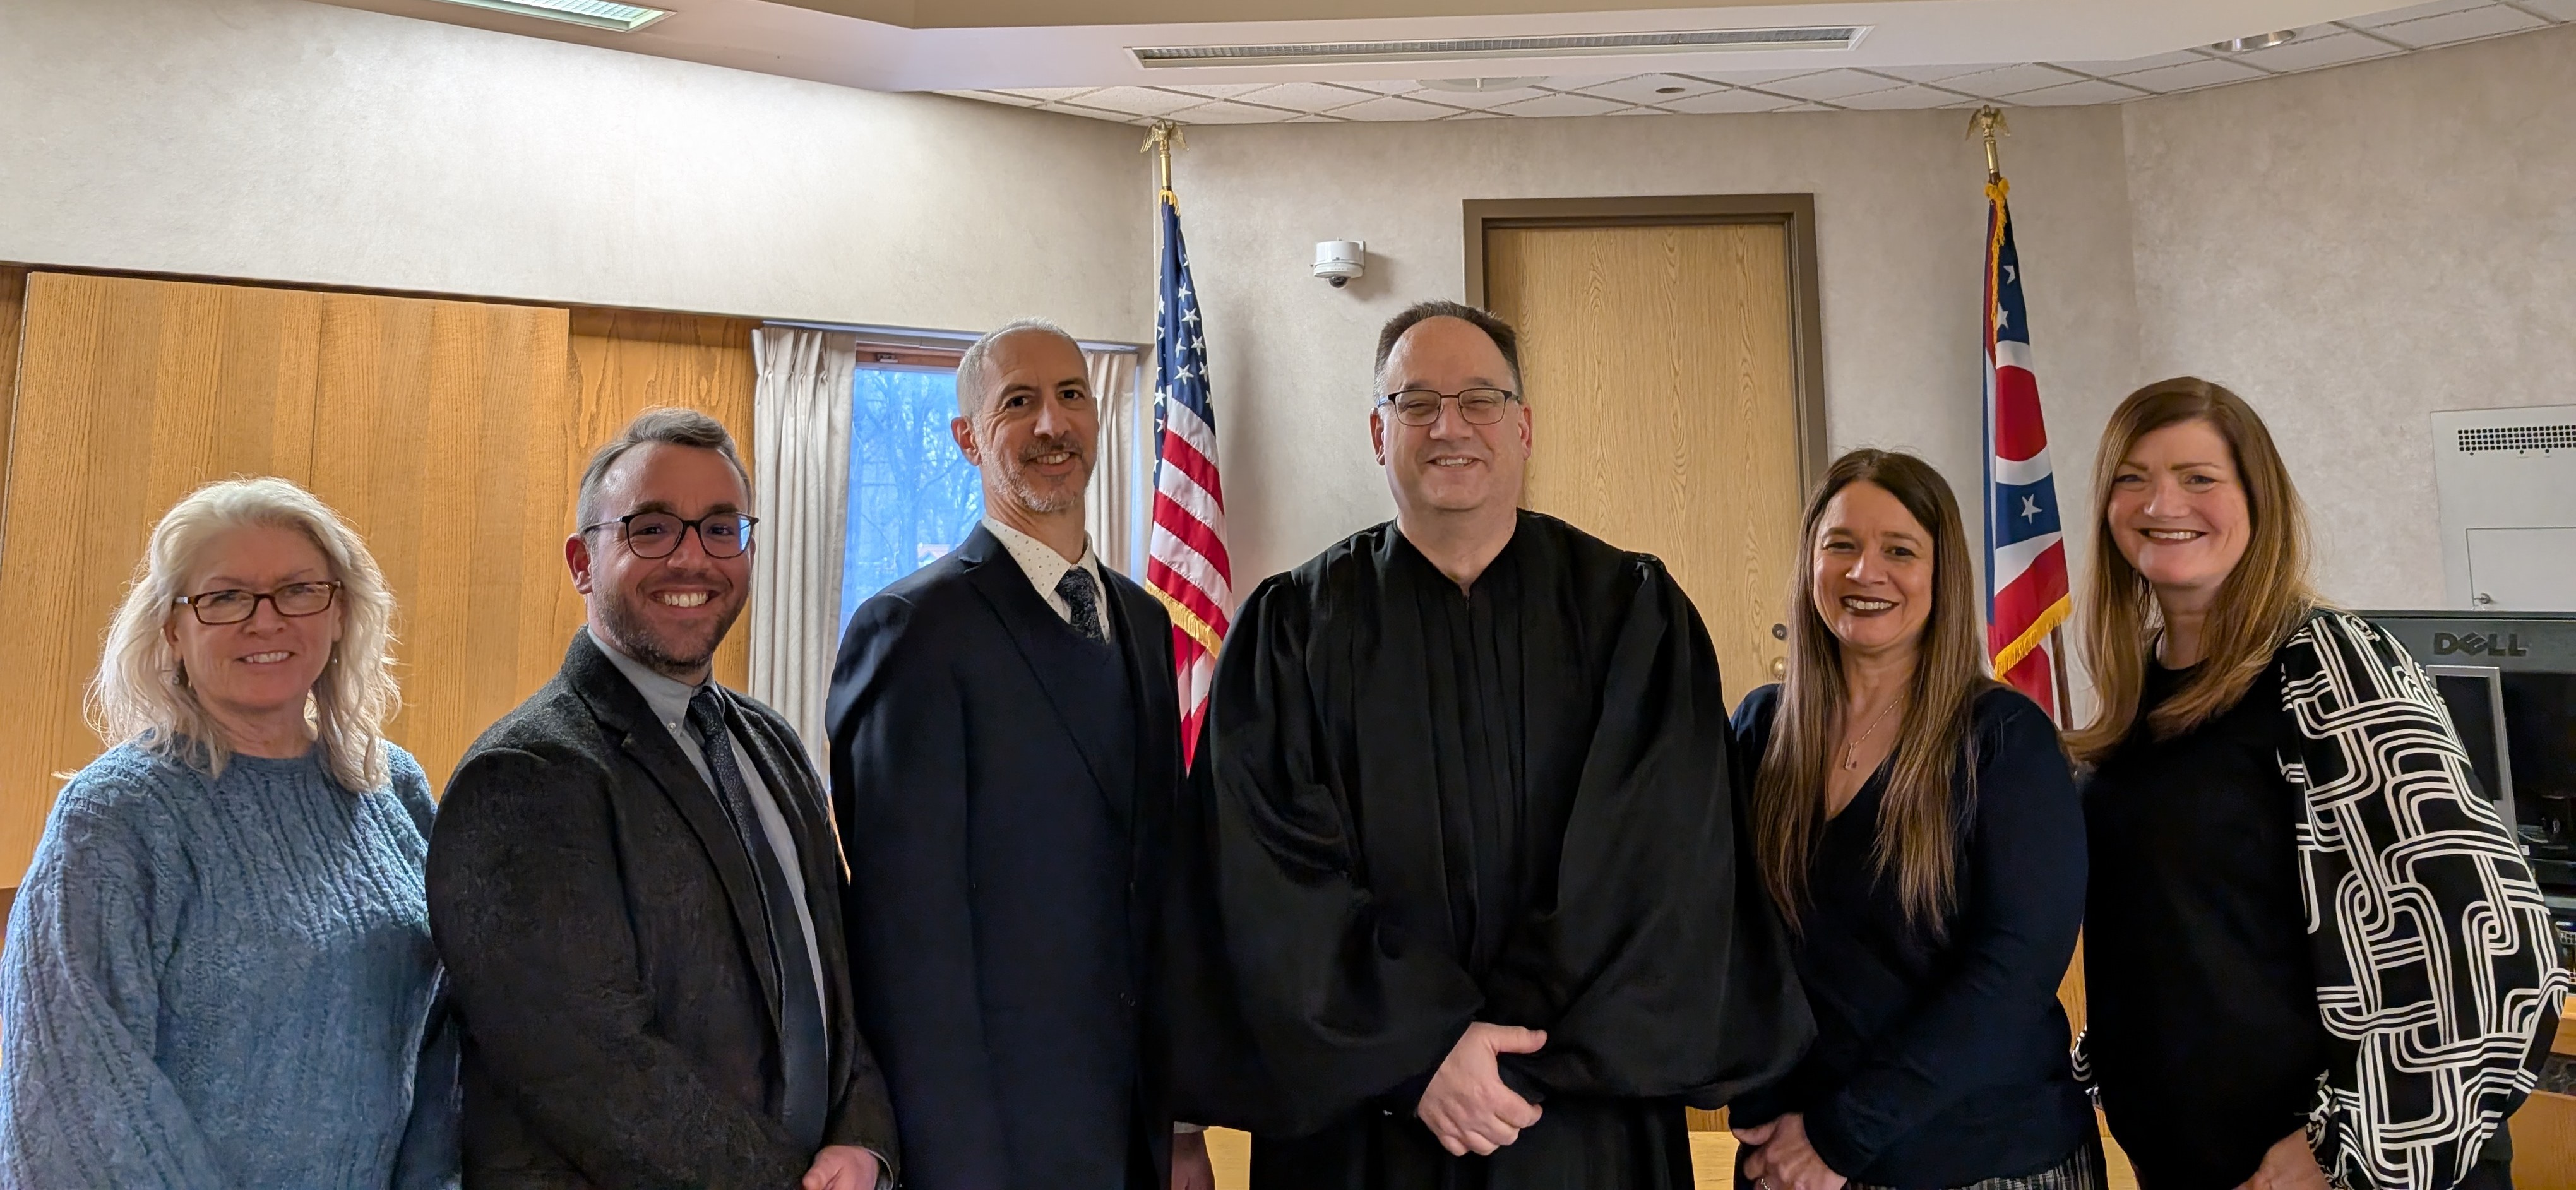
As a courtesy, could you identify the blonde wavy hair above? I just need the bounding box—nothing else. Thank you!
[87,477,400,792]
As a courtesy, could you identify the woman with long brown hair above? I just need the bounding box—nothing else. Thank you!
[2075,378,2562,1190]
[1731,449,2099,1190]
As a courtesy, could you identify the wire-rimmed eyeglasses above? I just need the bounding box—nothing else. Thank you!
[1376,387,1522,427]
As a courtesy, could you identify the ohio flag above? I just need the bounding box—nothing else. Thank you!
[1983,176,2071,720]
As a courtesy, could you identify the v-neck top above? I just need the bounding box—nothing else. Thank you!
[1731,684,2094,1187]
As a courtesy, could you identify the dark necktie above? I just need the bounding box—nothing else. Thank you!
[1057,566,1107,643]
[684,687,828,1150]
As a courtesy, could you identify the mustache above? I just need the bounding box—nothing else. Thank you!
[1018,433,1088,463]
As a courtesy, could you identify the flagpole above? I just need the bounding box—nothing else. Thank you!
[1142,119,1183,207]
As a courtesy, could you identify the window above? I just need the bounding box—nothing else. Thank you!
[841,360,981,626]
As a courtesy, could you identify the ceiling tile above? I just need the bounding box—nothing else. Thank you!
[1571,73,1727,104]
[947,89,1044,107]
[1606,104,1673,116]
[1411,85,1555,109]
[1864,62,2014,83]
[1440,109,1505,120]
[1335,80,1426,94]
[1752,68,1908,100]
[2340,0,2493,27]
[1330,95,1472,121]
[2052,48,2214,76]
[1489,92,1630,117]
[1285,114,1345,122]
[1159,83,1272,98]
[2104,56,2269,92]
[1054,86,1205,117]
[1231,81,1383,114]
[988,86,1099,102]
[2007,78,2155,105]
[1659,88,1803,114]
[1043,105,1146,125]
[2515,0,2576,19]
[1172,100,1304,124]
[1776,103,1842,112]
[2231,30,2404,71]
[2371,4,2546,44]
[1672,69,1825,86]
[1937,63,2090,97]
[1834,84,1974,109]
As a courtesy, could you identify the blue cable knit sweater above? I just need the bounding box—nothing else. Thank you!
[0,741,458,1189]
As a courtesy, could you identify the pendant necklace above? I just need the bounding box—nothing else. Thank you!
[1842,698,1902,771]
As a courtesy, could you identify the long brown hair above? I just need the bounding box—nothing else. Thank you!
[2066,378,2318,764]
[1752,449,1997,936]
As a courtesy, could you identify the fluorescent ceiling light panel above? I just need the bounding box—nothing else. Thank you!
[425,0,674,32]
[1131,27,1869,69]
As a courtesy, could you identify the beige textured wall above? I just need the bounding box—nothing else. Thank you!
[0,0,1155,342]
[2123,23,2576,610]
[1172,109,2144,592]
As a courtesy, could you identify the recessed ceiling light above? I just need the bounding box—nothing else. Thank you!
[424,0,674,32]
[2209,30,2297,52]
[1417,77,1549,92]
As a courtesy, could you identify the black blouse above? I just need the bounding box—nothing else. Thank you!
[2083,660,2328,1190]
[1732,685,2094,1189]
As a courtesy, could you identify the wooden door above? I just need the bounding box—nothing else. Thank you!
[1484,222,1808,711]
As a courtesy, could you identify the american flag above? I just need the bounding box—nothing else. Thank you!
[1146,191,1233,764]
[1983,175,2072,721]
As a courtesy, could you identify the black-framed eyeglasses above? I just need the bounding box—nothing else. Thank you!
[581,511,759,560]
[174,581,342,626]
[1377,387,1522,427]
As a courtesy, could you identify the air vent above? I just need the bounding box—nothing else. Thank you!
[2459,424,2576,453]
[1130,27,1869,69]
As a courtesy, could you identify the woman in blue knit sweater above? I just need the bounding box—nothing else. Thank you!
[0,477,456,1188]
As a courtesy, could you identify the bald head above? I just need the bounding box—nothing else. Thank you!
[957,319,1084,419]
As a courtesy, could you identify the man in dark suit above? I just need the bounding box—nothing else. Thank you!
[828,320,1213,1190]
[430,408,897,1189]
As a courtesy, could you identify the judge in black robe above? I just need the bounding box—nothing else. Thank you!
[1179,301,1810,1189]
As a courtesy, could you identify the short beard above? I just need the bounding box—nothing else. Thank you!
[994,434,1092,517]
[598,586,742,682]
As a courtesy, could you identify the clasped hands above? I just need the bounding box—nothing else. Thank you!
[1731,1113,1846,1190]
[1416,1022,1549,1157]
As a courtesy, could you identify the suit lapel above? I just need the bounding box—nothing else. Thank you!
[563,631,785,1038]
[958,527,1122,814]
[724,697,862,1093]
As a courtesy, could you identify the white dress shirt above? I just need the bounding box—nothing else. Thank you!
[982,516,1113,643]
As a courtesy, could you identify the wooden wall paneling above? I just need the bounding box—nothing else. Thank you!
[0,266,27,520]
[0,274,326,884]
[568,309,761,691]
[304,292,573,795]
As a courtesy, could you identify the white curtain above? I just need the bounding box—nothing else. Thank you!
[1085,348,1145,576]
[749,326,857,765]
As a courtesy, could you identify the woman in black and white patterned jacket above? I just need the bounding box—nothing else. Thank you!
[2070,376,2564,1190]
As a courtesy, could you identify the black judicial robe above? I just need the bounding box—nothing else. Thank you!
[1185,511,1810,1189]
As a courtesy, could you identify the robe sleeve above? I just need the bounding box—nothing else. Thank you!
[0,775,233,1189]
[1205,573,1489,1137]
[1483,557,1811,1107]
[1801,693,2087,1175]
[2278,611,2567,1190]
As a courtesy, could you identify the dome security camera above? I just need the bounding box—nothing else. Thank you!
[1314,241,1366,288]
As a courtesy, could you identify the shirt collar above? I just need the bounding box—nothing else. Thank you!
[593,631,707,734]
[982,516,1100,595]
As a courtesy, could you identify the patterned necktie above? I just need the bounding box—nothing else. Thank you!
[1056,566,1107,643]
[683,687,828,1150]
